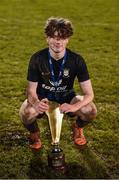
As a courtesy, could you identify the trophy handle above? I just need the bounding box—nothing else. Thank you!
[46,101,64,145]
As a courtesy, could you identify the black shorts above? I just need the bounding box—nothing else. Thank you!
[38,89,76,104]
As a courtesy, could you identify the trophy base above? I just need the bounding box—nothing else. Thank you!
[48,146,65,171]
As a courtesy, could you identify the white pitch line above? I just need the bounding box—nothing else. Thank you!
[0,18,119,26]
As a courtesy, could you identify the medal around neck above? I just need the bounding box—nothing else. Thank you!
[48,49,67,90]
[46,101,65,171]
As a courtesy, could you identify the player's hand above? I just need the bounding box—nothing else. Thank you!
[33,98,49,114]
[59,103,79,113]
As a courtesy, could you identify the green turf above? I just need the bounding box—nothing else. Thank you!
[0,0,119,179]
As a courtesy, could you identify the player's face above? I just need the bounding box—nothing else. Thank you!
[46,31,69,53]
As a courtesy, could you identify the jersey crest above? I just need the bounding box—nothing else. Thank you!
[63,68,69,77]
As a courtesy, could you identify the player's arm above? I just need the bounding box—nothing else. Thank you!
[75,79,94,109]
[27,81,49,113]
[60,79,94,113]
[27,81,39,105]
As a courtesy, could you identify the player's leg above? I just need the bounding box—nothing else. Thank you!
[70,95,97,146]
[19,99,44,149]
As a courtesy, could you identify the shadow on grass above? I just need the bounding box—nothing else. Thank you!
[0,131,109,178]
[28,145,109,179]
[76,145,109,179]
[28,149,86,179]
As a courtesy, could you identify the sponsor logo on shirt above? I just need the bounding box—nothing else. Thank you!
[49,79,62,86]
[42,84,67,92]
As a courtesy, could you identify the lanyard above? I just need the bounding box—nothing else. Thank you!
[48,49,67,88]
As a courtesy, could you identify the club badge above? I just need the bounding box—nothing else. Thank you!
[63,69,69,78]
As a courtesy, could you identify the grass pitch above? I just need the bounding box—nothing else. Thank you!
[0,0,119,179]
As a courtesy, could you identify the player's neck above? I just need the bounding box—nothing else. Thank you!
[49,48,66,60]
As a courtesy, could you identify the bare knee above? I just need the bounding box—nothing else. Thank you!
[24,107,32,120]
[19,108,36,124]
[19,100,36,124]
[80,103,97,121]
[91,106,97,118]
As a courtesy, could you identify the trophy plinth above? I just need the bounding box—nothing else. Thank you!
[48,144,65,170]
[46,101,65,171]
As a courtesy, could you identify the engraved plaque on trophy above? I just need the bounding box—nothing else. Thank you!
[46,101,65,171]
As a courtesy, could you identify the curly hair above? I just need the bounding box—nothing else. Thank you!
[44,17,73,39]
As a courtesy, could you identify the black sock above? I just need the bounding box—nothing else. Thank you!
[23,120,39,133]
[76,117,90,128]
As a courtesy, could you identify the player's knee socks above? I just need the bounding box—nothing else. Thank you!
[23,120,39,133]
[76,117,91,128]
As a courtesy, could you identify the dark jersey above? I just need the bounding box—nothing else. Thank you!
[27,48,90,103]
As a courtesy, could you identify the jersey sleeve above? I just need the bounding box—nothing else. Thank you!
[76,55,90,82]
[27,54,39,82]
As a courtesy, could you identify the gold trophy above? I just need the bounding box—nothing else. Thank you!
[46,101,65,170]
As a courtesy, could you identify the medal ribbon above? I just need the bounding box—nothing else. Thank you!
[48,49,67,88]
